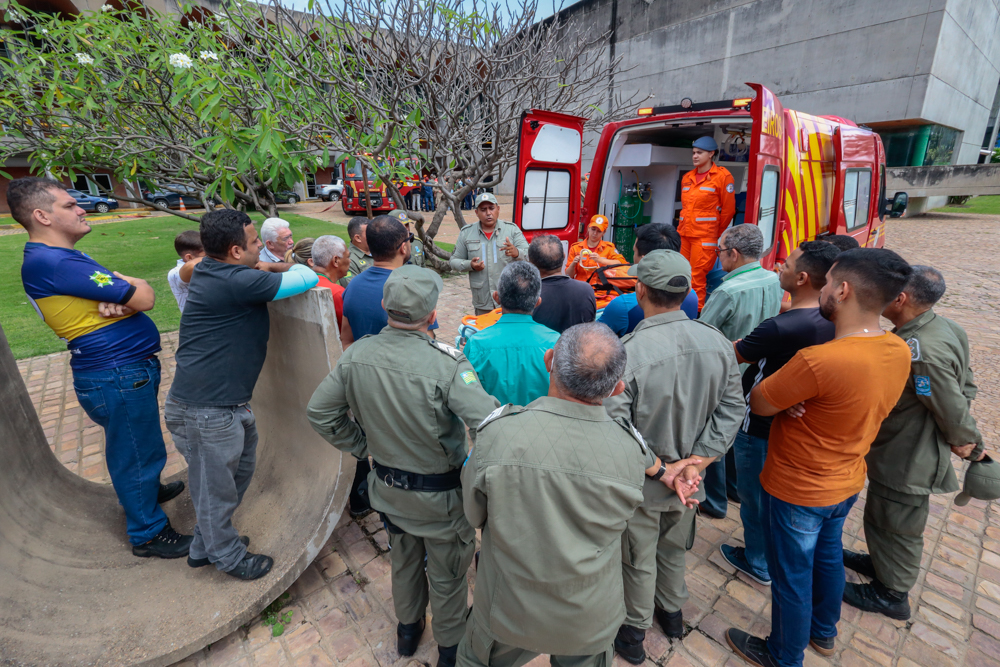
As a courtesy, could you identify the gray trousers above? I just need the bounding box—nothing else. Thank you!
[456,615,613,667]
[621,504,696,628]
[164,398,256,572]
[864,481,929,593]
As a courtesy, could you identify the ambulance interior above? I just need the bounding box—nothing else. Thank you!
[595,118,753,241]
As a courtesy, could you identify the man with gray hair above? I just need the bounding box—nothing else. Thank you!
[698,223,782,519]
[462,261,560,405]
[311,235,351,327]
[843,265,988,621]
[259,217,294,263]
[459,322,702,667]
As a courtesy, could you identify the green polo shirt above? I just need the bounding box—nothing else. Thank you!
[462,313,560,406]
[699,261,783,344]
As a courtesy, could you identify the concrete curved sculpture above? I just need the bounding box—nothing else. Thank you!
[0,289,350,666]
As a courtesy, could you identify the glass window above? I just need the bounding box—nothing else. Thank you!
[757,167,779,251]
[843,171,858,229]
[843,168,871,230]
[855,170,871,229]
[876,124,960,167]
[92,174,113,194]
[305,173,316,198]
[529,124,581,164]
[521,169,570,231]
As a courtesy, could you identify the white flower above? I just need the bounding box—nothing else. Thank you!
[75,53,94,66]
[169,53,193,69]
[41,28,48,34]
[100,4,113,12]
[198,50,218,61]
[6,7,25,22]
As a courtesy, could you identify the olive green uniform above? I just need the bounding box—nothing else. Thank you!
[865,309,983,592]
[458,399,652,667]
[410,238,426,268]
[449,220,529,313]
[338,243,373,287]
[604,311,744,628]
[307,328,500,646]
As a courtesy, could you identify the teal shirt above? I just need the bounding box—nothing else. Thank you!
[699,261,783,344]
[463,313,560,406]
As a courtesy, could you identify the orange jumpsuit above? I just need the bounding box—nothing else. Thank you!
[566,240,628,282]
[678,163,736,308]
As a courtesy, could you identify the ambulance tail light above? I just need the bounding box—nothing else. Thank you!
[637,107,654,116]
[733,98,753,109]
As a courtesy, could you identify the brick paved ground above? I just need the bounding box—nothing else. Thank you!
[13,212,1000,667]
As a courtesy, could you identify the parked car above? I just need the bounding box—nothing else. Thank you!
[273,190,301,205]
[67,189,119,214]
[317,179,344,202]
[144,185,214,210]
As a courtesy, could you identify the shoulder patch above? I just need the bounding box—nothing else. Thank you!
[914,375,932,396]
[477,404,512,430]
[430,339,460,359]
[907,337,921,362]
[461,370,478,385]
[615,417,648,454]
[726,183,735,193]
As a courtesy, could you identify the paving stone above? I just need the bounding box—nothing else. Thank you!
[917,605,969,640]
[909,622,961,659]
[724,580,767,614]
[293,646,335,667]
[682,631,727,667]
[921,590,967,620]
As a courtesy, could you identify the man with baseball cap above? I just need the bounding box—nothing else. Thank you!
[678,135,737,309]
[605,250,743,663]
[450,193,529,315]
[388,209,425,267]
[309,265,500,667]
[566,214,628,282]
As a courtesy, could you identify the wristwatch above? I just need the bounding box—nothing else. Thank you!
[650,462,667,481]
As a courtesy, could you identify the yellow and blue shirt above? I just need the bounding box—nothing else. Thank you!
[21,242,161,371]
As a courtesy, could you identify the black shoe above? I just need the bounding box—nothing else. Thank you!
[654,607,684,638]
[224,552,274,581]
[725,628,778,667]
[809,636,836,657]
[397,617,425,657]
[843,579,911,620]
[613,625,646,665]
[699,505,727,520]
[187,536,250,568]
[843,549,877,579]
[157,481,185,504]
[132,522,193,559]
[437,644,458,667]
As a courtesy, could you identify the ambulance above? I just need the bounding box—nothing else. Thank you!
[509,83,909,269]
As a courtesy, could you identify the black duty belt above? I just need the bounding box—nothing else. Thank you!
[373,462,461,492]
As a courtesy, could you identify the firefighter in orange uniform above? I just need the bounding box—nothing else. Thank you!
[678,136,737,309]
[566,215,628,282]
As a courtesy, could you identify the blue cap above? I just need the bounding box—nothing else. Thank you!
[692,136,718,151]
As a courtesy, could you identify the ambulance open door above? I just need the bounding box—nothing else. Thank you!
[745,83,786,268]
[512,110,587,246]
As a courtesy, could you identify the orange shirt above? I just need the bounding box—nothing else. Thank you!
[678,163,736,240]
[315,274,345,326]
[758,334,911,507]
[566,240,627,281]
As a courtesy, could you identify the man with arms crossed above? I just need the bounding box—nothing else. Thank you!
[605,250,744,663]
[166,209,318,580]
[10,177,190,558]
[726,249,912,667]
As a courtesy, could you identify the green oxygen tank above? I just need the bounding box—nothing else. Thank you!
[613,170,652,263]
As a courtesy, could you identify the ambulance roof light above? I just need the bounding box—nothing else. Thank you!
[733,98,753,108]
[637,107,653,116]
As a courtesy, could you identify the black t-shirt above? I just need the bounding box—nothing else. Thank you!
[532,275,597,333]
[735,307,836,438]
[169,258,282,406]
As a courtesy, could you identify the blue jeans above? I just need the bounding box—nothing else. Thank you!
[72,358,169,545]
[702,448,739,516]
[733,430,770,577]
[763,490,859,667]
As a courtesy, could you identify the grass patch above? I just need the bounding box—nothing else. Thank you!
[938,195,1000,216]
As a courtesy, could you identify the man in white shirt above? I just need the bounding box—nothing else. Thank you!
[168,230,205,312]
[259,217,294,263]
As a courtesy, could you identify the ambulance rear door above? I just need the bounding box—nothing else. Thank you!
[512,110,587,246]
[832,126,878,247]
[745,84,785,269]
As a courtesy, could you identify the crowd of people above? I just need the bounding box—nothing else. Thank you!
[7,166,995,667]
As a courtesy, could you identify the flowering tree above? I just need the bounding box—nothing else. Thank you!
[0,3,325,218]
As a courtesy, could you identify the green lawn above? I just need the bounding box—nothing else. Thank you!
[938,195,1000,216]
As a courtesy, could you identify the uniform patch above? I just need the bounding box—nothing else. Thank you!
[914,375,932,396]
[726,183,735,193]
[89,271,113,287]
[907,337,921,361]
[478,405,507,429]
[627,422,649,454]
[461,370,477,385]
[430,339,460,359]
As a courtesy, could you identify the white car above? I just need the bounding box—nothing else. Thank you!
[317,179,344,202]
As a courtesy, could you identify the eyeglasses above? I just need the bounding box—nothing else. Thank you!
[398,233,415,249]
[715,246,731,255]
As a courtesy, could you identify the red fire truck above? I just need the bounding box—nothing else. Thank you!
[510,83,908,269]
[339,155,397,215]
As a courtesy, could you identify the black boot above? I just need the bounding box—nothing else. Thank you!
[132,521,193,559]
[350,458,372,517]
[187,536,250,568]
[157,481,185,504]
[437,643,458,667]
[613,625,646,665]
[224,553,274,581]
[725,628,778,667]
[655,607,684,638]
[397,617,425,656]
[843,579,911,620]
[843,549,876,579]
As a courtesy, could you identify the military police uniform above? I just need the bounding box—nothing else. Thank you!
[308,266,500,658]
[854,309,983,596]
[458,399,652,667]
[338,242,373,287]
[449,194,529,314]
[603,251,744,654]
